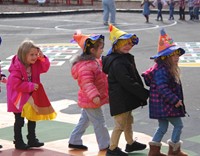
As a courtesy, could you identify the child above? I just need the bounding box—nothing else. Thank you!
[68,32,110,151]
[6,39,52,150]
[193,0,200,20]
[167,0,176,20]
[141,0,155,23]
[153,0,167,21]
[178,0,186,20]
[0,36,6,149]
[102,24,149,156]
[188,0,194,20]
[142,29,188,156]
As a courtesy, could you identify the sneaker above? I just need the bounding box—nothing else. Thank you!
[28,139,44,147]
[106,147,128,156]
[125,141,146,152]
[68,143,88,150]
[103,22,108,26]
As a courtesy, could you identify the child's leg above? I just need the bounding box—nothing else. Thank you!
[109,113,126,150]
[27,120,44,147]
[168,117,183,143]
[69,109,90,146]
[13,113,30,150]
[85,108,110,150]
[152,119,168,142]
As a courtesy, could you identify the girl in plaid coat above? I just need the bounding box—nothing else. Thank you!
[142,29,188,156]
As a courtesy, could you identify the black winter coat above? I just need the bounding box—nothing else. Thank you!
[102,53,149,116]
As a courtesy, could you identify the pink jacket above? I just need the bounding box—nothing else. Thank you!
[71,59,109,108]
[7,55,50,113]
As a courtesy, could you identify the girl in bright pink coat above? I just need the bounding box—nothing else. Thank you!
[68,33,110,151]
[6,39,50,150]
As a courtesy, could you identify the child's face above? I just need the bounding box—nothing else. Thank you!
[117,39,133,54]
[92,42,104,59]
[171,54,180,65]
[26,48,39,65]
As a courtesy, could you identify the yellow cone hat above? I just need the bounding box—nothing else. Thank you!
[109,24,127,44]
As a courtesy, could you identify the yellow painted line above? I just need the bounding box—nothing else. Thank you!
[179,63,200,67]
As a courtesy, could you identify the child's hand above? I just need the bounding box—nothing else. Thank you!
[93,96,100,105]
[34,83,39,91]
[37,48,44,58]
[175,100,183,108]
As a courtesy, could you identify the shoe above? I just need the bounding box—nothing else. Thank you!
[14,140,30,150]
[0,145,2,149]
[125,141,146,152]
[68,143,88,150]
[106,147,128,156]
[100,146,109,151]
[103,22,108,26]
[28,139,44,147]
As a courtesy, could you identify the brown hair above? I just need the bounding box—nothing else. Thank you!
[157,56,181,83]
[84,38,104,55]
[17,39,38,66]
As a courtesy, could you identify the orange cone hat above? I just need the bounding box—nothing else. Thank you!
[150,29,185,59]
[73,31,104,52]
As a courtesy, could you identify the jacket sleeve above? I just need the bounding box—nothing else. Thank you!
[8,70,35,93]
[36,55,50,74]
[112,62,149,101]
[154,68,180,105]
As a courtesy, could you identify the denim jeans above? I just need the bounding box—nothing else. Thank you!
[68,108,110,150]
[102,0,116,24]
[152,117,183,143]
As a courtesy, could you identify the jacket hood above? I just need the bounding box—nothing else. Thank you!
[102,53,121,74]
[8,55,27,75]
[142,63,158,86]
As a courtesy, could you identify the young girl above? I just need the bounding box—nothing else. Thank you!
[6,39,51,150]
[167,0,176,20]
[142,29,188,156]
[141,0,155,23]
[102,24,149,156]
[68,32,110,151]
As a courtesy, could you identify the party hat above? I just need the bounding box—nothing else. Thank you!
[150,29,185,59]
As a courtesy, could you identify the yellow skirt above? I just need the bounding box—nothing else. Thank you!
[21,102,57,122]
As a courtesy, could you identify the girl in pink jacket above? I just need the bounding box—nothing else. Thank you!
[68,33,110,151]
[6,39,50,150]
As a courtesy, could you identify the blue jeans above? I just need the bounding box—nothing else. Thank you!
[68,108,110,150]
[102,0,116,24]
[152,117,183,143]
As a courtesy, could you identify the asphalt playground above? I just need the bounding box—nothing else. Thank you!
[0,10,200,156]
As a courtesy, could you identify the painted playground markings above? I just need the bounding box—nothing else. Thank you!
[0,43,80,70]
[177,42,200,67]
[1,42,200,70]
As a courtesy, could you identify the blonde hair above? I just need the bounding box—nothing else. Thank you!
[114,38,133,51]
[17,39,38,66]
[157,51,181,83]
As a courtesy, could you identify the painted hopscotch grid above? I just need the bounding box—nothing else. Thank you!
[177,42,200,67]
[0,43,80,70]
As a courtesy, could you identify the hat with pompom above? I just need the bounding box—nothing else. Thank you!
[107,24,139,55]
[150,28,185,59]
[72,30,104,53]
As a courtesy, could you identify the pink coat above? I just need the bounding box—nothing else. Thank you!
[71,59,109,108]
[7,55,50,113]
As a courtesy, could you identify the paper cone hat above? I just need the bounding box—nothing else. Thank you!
[150,29,185,59]
[73,33,104,52]
[107,24,139,55]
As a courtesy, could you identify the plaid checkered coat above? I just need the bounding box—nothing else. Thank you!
[142,63,186,119]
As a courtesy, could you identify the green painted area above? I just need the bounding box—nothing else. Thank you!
[186,135,200,144]
[0,120,94,142]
